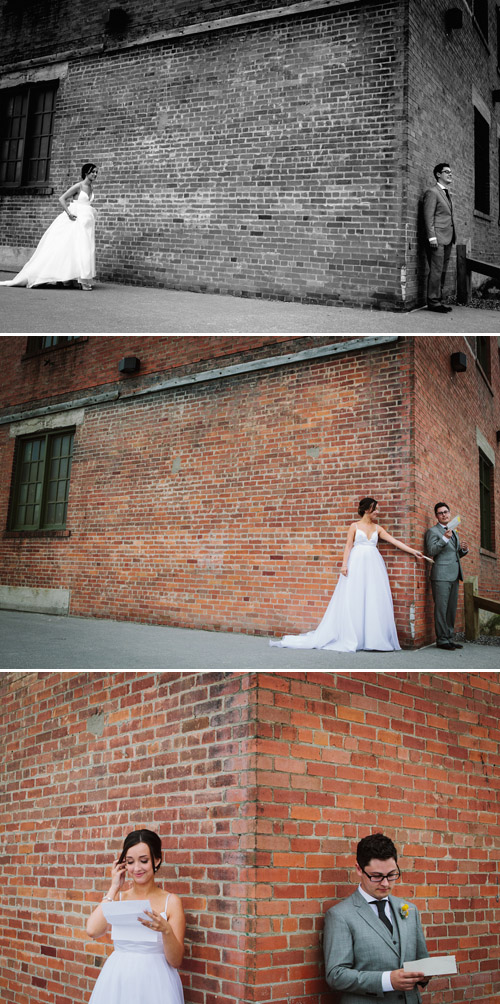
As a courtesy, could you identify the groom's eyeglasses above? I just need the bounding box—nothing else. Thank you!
[361,867,401,883]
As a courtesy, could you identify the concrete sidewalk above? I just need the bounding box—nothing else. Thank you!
[1,275,499,333]
[0,609,498,670]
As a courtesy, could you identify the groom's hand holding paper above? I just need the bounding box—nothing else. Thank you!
[404,955,457,977]
[101,900,157,942]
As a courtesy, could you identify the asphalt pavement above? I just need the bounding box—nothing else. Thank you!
[1,275,498,333]
[0,609,498,670]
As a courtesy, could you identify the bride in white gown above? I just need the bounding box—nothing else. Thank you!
[271,498,424,652]
[86,829,185,1004]
[0,162,98,290]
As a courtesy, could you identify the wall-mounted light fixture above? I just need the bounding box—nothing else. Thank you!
[105,6,129,33]
[444,7,463,34]
[451,352,467,372]
[119,356,140,374]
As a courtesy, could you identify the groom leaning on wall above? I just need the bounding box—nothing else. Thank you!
[425,502,469,651]
[323,833,431,1004]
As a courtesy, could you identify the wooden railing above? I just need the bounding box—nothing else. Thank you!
[456,244,500,304]
[464,576,500,641]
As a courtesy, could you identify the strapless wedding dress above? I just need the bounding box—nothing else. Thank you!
[270,528,401,652]
[0,190,96,287]
[88,897,184,1004]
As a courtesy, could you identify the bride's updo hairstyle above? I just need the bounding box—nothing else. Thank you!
[118,828,162,873]
[358,497,378,517]
[81,162,97,178]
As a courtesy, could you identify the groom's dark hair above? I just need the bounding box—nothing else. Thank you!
[356,833,398,868]
[434,501,449,516]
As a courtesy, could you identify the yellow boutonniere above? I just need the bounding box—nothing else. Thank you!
[400,904,409,918]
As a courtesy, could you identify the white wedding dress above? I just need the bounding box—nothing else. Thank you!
[0,190,96,287]
[88,896,184,1004]
[270,527,401,652]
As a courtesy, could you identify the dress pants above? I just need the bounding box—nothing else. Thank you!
[431,578,459,644]
[426,241,452,306]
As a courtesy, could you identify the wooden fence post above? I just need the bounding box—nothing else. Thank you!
[464,576,479,640]
[456,244,471,304]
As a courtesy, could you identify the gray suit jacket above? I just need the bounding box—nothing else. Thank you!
[423,184,456,245]
[425,523,466,581]
[323,890,429,1004]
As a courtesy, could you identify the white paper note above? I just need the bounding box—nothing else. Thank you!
[403,955,457,977]
[446,515,461,531]
[101,899,157,942]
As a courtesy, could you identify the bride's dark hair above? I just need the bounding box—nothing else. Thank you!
[358,497,378,517]
[81,162,97,178]
[118,829,162,872]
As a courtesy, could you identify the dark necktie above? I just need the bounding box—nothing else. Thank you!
[370,899,393,934]
[444,188,452,205]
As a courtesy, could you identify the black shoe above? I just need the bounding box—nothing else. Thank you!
[444,305,453,311]
[451,643,463,649]
[427,305,448,313]
[436,643,455,650]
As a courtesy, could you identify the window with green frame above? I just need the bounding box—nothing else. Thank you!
[9,429,74,530]
[479,450,494,551]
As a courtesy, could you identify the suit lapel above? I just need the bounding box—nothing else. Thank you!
[389,896,406,964]
[435,185,452,213]
[354,891,399,956]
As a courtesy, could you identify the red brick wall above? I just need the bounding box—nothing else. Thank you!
[2,671,500,1004]
[0,336,423,645]
[1,671,258,1004]
[0,336,297,412]
[412,335,500,639]
[254,671,500,1004]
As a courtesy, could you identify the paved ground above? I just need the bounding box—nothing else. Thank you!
[0,609,497,670]
[1,275,498,333]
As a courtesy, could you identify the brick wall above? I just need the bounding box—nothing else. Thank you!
[0,2,409,307]
[0,336,423,645]
[254,671,500,1004]
[412,336,500,627]
[0,336,300,412]
[1,671,258,1004]
[2,670,500,1004]
[405,0,500,305]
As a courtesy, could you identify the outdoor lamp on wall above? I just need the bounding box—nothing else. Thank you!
[451,352,467,372]
[444,8,463,33]
[105,6,129,33]
[119,356,141,374]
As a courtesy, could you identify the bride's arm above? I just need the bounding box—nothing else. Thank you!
[378,525,423,558]
[340,523,357,576]
[59,181,82,219]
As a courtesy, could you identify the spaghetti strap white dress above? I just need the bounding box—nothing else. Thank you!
[88,895,185,1004]
[0,190,96,287]
[270,527,401,652]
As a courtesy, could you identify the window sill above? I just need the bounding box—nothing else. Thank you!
[480,547,497,560]
[473,210,492,222]
[3,529,71,538]
[0,186,55,196]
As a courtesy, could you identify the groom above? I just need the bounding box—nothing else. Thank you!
[425,502,469,650]
[323,833,430,1003]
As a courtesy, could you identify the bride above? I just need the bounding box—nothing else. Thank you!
[0,162,98,290]
[271,497,424,652]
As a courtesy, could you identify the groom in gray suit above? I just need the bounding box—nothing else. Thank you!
[323,833,430,1004]
[425,502,469,650]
